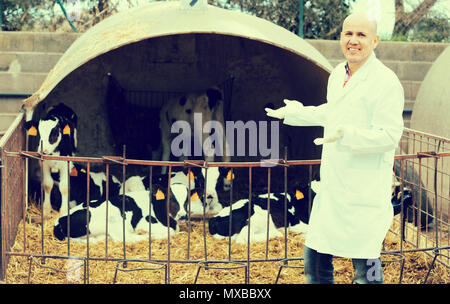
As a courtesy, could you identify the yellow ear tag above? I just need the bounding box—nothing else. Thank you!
[70,167,78,177]
[397,191,401,200]
[80,168,86,174]
[226,170,235,181]
[190,192,200,202]
[28,126,37,136]
[188,171,195,181]
[63,124,71,135]
[296,190,304,200]
[155,189,165,200]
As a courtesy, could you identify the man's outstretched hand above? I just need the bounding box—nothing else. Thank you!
[265,99,304,120]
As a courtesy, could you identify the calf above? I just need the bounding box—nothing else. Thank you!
[159,87,230,174]
[25,103,78,217]
[53,184,186,243]
[391,182,413,241]
[50,163,123,214]
[208,183,316,244]
[141,168,206,217]
[391,184,413,217]
[143,166,234,216]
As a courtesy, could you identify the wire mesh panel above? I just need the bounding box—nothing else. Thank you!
[392,128,450,269]
[0,113,25,280]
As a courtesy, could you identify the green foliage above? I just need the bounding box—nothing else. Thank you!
[303,0,354,40]
[410,14,449,42]
[212,0,300,34]
[389,33,409,42]
[1,0,43,31]
[0,0,448,43]
[213,0,355,39]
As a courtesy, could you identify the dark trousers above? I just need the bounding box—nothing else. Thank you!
[303,246,384,284]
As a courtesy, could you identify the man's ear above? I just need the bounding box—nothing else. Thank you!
[373,34,380,50]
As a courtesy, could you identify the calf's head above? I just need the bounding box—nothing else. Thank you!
[25,103,78,156]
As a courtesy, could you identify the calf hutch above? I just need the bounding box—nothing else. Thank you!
[1,1,449,284]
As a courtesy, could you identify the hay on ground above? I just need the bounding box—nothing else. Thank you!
[5,205,449,284]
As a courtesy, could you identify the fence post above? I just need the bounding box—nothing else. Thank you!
[56,0,78,32]
[298,0,303,38]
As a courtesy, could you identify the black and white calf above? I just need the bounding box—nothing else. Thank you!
[53,183,188,243]
[25,103,78,217]
[141,166,234,216]
[141,168,206,217]
[50,163,123,214]
[208,182,317,244]
[159,87,231,174]
[391,180,414,240]
[391,183,413,217]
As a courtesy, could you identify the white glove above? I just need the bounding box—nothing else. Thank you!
[314,125,348,145]
[265,99,304,120]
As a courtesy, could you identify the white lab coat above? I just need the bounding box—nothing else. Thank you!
[283,52,404,259]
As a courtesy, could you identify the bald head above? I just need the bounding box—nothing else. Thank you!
[343,11,378,36]
[340,11,380,74]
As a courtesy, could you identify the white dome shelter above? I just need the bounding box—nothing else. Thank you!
[22,1,332,185]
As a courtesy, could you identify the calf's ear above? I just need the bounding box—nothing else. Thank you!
[295,190,304,200]
[62,124,71,135]
[24,121,38,136]
[226,170,235,181]
[179,96,187,106]
[206,88,223,109]
[190,192,200,202]
[154,189,166,200]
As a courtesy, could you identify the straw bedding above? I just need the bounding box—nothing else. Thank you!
[5,205,449,284]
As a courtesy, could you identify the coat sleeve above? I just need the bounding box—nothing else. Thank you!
[337,76,404,154]
[282,103,329,127]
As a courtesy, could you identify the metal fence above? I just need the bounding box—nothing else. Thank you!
[0,125,449,283]
[0,113,25,281]
[391,128,450,270]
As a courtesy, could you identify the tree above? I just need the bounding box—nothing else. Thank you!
[1,0,42,31]
[394,0,439,35]
[212,0,355,39]
[303,0,354,40]
[1,0,446,42]
[409,11,449,42]
[0,0,117,31]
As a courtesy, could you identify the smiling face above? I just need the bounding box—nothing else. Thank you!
[340,12,379,74]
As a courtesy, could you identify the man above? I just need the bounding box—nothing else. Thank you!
[265,11,404,283]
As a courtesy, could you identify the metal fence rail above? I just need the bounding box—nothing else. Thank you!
[1,126,449,283]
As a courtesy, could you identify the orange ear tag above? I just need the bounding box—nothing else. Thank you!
[70,167,78,177]
[226,170,235,181]
[28,126,38,136]
[296,190,304,200]
[63,124,71,135]
[190,192,200,202]
[155,189,165,200]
